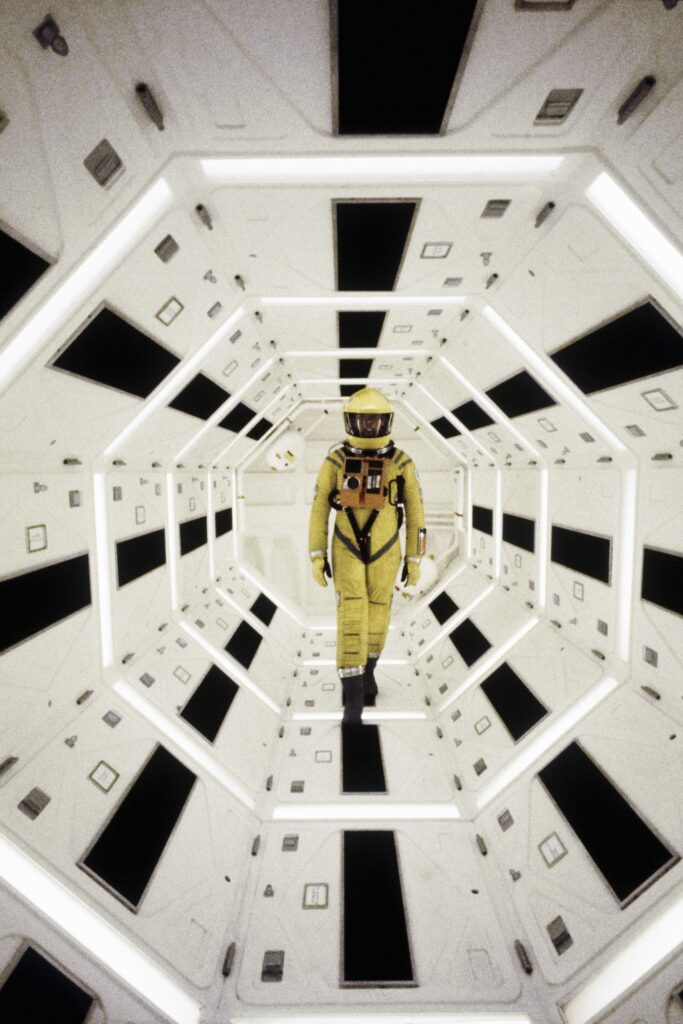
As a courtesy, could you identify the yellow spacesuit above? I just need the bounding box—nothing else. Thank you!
[308,388,426,723]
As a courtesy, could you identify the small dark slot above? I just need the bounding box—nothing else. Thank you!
[180,665,238,742]
[343,831,414,984]
[486,369,556,418]
[503,512,536,553]
[336,202,417,292]
[429,591,459,624]
[480,662,547,741]
[116,529,166,587]
[335,0,478,135]
[215,507,233,538]
[538,742,677,904]
[0,228,50,322]
[449,618,491,666]
[168,373,229,420]
[641,547,683,617]
[472,505,493,535]
[247,417,273,441]
[0,553,91,654]
[179,516,208,556]
[551,301,683,394]
[431,416,460,439]
[339,310,386,347]
[250,593,277,626]
[0,946,92,1022]
[342,723,387,793]
[219,402,256,433]
[225,620,262,668]
[551,524,611,584]
[451,400,494,431]
[52,307,179,398]
[340,357,374,379]
[81,745,196,908]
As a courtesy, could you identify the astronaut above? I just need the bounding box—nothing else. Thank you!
[308,387,426,724]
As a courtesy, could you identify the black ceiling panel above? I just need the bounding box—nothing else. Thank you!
[335,0,479,135]
[338,311,386,347]
[340,358,374,379]
[431,416,461,439]
[219,402,255,433]
[0,946,93,1023]
[0,228,50,322]
[340,382,360,398]
[336,201,417,291]
[551,301,683,394]
[51,307,179,398]
[486,370,556,418]
[452,399,494,431]
[247,417,273,441]
[168,374,229,420]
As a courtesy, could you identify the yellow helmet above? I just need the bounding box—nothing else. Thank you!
[343,387,394,449]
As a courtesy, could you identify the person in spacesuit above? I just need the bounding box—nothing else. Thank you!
[308,387,426,724]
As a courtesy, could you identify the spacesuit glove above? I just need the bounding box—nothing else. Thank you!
[311,555,328,588]
[404,560,420,587]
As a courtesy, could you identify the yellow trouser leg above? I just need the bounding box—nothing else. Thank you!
[367,542,402,659]
[332,537,368,671]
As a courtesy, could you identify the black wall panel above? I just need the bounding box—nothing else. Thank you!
[551,525,611,584]
[472,504,493,535]
[480,663,547,741]
[168,373,229,420]
[502,512,536,553]
[180,665,238,742]
[116,530,166,587]
[431,416,460,439]
[336,202,417,291]
[539,743,677,904]
[0,946,92,1022]
[0,554,91,654]
[486,370,556,418]
[250,593,277,626]
[215,507,233,537]
[246,417,273,441]
[452,400,494,431]
[219,402,255,433]
[225,620,262,668]
[551,301,683,394]
[52,307,179,398]
[449,618,491,666]
[641,547,683,617]
[429,591,459,624]
[342,723,387,793]
[179,516,208,556]
[0,228,50,322]
[81,745,196,909]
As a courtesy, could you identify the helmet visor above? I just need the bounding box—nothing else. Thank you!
[344,412,393,438]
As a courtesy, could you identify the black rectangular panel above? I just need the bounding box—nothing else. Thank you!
[472,504,493,535]
[340,357,374,379]
[168,373,229,420]
[250,593,277,626]
[503,511,536,553]
[551,301,683,394]
[641,547,683,617]
[538,743,677,904]
[215,507,233,537]
[225,620,262,668]
[180,665,238,743]
[429,591,459,624]
[0,554,91,654]
[0,228,50,321]
[486,369,556,418]
[343,831,413,984]
[449,618,491,666]
[480,662,547,741]
[52,307,179,398]
[179,516,207,556]
[342,723,387,793]
[81,745,196,909]
[336,202,417,291]
[340,382,359,397]
[452,399,494,431]
[116,529,166,587]
[551,525,611,584]
[431,415,460,438]
[219,402,255,433]
[336,0,478,135]
[338,310,386,347]
[0,946,92,1022]
[247,417,273,441]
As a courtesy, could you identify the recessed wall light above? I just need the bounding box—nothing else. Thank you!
[444,277,463,286]
[421,242,452,258]
[535,88,583,125]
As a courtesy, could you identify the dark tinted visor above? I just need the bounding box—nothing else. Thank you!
[344,412,393,438]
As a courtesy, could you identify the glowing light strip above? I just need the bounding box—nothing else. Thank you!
[561,890,683,1024]
[537,468,549,609]
[166,472,179,611]
[494,469,503,579]
[466,468,473,559]
[291,711,427,722]
[286,348,432,358]
[114,680,255,810]
[93,473,113,668]
[272,802,461,821]
[617,468,638,663]
[232,1016,530,1024]
[103,306,244,457]
[0,833,200,1024]
[302,658,407,666]
[439,617,539,713]
[206,470,215,581]
[476,674,619,811]
[202,153,563,184]
[586,170,683,299]
[418,585,495,658]
[483,306,628,454]
[180,620,281,714]
[262,295,466,309]
[0,179,172,390]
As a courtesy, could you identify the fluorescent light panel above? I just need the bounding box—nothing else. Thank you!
[292,711,427,722]
[93,472,113,668]
[537,468,549,608]
[166,471,179,611]
[302,658,407,666]
[617,468,638,662]
[272,802,461,821]
[286,349,432,358]
[231,1017,531,1024]
[262,295,465,309]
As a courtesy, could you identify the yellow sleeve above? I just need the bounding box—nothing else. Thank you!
[308,455,339,557]
[401,458,426,560]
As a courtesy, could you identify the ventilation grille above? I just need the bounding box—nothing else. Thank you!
[481,199,510,218]
[535,88,583,124]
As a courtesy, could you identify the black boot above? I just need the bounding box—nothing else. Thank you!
[363,660,379,706]
[342,674,364,724]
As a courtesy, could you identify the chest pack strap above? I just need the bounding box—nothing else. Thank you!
[345,508,379,563]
